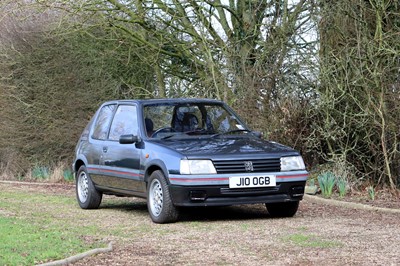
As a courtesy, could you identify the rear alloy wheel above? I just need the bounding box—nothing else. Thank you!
[147,170,179,223]
[76,166,102,209]
[266,201,299,218]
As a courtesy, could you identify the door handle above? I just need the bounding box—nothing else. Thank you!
[103,147,108,153]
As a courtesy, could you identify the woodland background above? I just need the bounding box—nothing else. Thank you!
[0,0,399,190]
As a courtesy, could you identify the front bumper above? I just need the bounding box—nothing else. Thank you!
[169,181,306,207]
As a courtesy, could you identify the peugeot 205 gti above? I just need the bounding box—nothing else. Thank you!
[73,98,308,223]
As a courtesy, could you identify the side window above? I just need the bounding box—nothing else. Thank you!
[92,104,116,140]
[109,105,138,141]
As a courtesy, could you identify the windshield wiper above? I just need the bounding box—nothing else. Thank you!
[160,134,176,140]
[210,129,251,138]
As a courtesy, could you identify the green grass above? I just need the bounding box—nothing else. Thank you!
[284,233,342,248]
[240,222,250,231]
[0,190,104,265]
[0,216,95,265]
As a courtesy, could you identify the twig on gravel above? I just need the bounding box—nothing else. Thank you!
[37,242,113,266]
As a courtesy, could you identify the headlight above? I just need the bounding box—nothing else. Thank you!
[281,156,306,171]
[180,160,217,175]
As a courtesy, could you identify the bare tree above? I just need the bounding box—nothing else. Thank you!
[314,0,400,189]
[35,1,317,102]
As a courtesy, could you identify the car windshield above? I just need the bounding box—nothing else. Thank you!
[143,102,249,139]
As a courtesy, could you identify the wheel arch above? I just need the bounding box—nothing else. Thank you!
[73,158,87,179]
[144,160,170,185]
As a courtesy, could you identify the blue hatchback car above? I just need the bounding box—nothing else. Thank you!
[73,98,308,223]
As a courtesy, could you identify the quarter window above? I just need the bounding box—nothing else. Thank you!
[92,104,116,140]
[109,105,138,141]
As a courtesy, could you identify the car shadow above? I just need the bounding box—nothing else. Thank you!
[100,197,271,222]
[178,205,270,222]
[99,198,148,214]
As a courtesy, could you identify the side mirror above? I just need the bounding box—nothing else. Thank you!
[119,134,141,144]
[252,131,263,138]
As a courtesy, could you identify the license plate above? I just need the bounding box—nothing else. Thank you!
[229,175,276,188]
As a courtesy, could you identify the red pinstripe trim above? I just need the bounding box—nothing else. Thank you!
[88,167,140,177]
[169,177,228,182]
[277,174,308,179]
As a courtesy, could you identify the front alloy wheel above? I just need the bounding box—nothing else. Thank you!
[149,178,164,217]
[76,166,102,209]
[77,171,89,203]
[147,170,179,223]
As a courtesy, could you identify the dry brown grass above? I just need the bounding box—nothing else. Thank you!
[0,161,71,183]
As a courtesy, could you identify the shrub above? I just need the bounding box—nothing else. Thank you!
[336,177,347,197]
[0,4,155,174]
[63,169,74,182]
[318,171,336,198]
[31,166,50,180]
[367,186,375,201]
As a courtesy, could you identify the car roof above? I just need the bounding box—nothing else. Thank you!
[101,98,224,106]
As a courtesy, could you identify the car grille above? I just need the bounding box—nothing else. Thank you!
[212,158,281,174]
[220,186,280,195]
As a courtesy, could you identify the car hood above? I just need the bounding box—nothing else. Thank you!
[153,137,297,158]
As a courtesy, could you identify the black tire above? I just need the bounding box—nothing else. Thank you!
[266,201,299,218]
[147,170,179,223]
[76,165,102,209]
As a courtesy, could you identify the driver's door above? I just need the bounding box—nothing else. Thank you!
[101,104,144,193]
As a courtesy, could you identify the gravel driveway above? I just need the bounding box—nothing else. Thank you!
[75,201,400,266]
[1,182,399,265]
